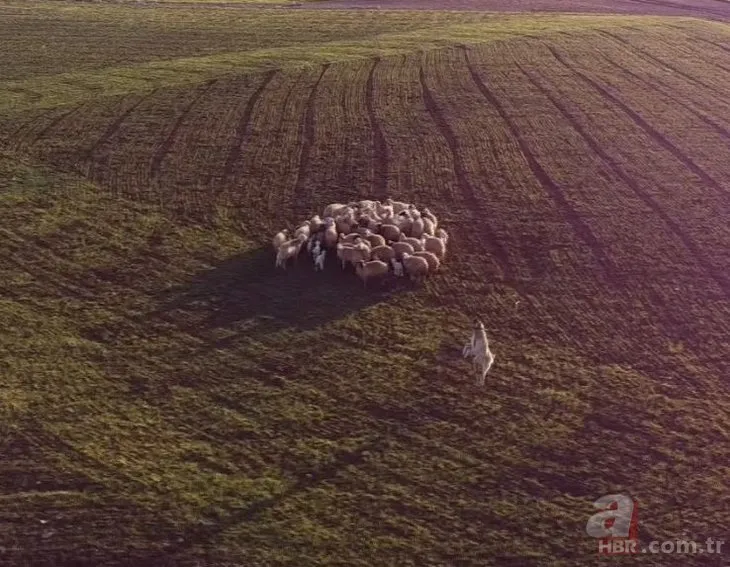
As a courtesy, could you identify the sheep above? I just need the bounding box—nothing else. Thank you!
[355,259,389,288]
[336,242,370,270]
[358,199,377,211]
[295,222,311,241]
[390,257,404,277]
[436,228,449,243]
[335,209,356,234]
[323,203,348,218]
[275,234,307,269]
[413,250,440,272]
[385,198,409,214]
[309,214,323,233]
[463,319,495,386]
[422,216,436,236]
[323,218,338,249]
[410,210,425,238]
[272,229,289,252]
[375,202,394,219]
[378,223,401,243]
[340,232,363,245]
[422,207,438,231]
[423,234,446,260]
[400,252,429,283]
[396,212,413,236]
[399,233,425,252]
[314,249,326,271]
[361,229,386,248]
[369,244,396,263]
[391,241,415,260]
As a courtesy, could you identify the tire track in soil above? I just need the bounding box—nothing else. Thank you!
[7,108,55,143]
[149,79,218,180]
[145,434,390,561]
[519,65,730,297]
[461,47,617,282]
[30,104,85,145]
[84,89,158,181]
[366,57,388,199]
[548,45,730,202]
[601,53,730,142]
[292,64,330,216]
[417,64,514,284]
[220,70,277,184]
[595,29,730,100]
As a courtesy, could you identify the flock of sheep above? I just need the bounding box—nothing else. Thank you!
[271,198,448,287]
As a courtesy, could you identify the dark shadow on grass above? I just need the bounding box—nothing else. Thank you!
[150,247,405,339]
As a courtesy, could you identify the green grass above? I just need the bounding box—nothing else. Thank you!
[0,1,696,112]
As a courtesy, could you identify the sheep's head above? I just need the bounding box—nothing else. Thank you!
[473,319,485,330]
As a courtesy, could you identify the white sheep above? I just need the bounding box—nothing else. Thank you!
[309,214,323,233]
[336,242,370,269]
[396,212,413,236]
[272,229,289,252]
[275,234,306,269]
[390,258,404,277]
[335,211,357,235]
[413,250,440,272]
[340,232,364,245]
[294,222,311,240]
[362,229,386,248]
[369,244,396,263]
[422,207,438,231]
[423,234,446,260]
[385,198,409,214]
[410,210,425,238]
[323,218,338,249]
[323,203,348,218]
[375,202,394,219]
[422,216,436,236]
[399,233,425,252]
[355,259,389,288]
[378,223,401,243]
[390,241,414,260]
[400,252,429,283]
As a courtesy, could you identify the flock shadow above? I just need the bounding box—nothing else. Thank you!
[151,246,405,340]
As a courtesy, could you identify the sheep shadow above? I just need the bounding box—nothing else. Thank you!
[150,247,406,341]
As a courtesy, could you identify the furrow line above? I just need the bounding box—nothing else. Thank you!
[366,57,389,199]
[31,104,85,145]
[595,29,730,100]
[462,48,617,281]
[220,70,277,184]
[548,46,729,202]
[292,64,330,216]
[601,53,730,142]
[149,79,218,179]
[417,64,513,283]
[519,64,729,297]
[84,89,158,163]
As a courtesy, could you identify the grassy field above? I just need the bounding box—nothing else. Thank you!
[1,2,729,565]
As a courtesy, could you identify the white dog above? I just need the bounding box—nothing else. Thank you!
[462,319,495,386]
